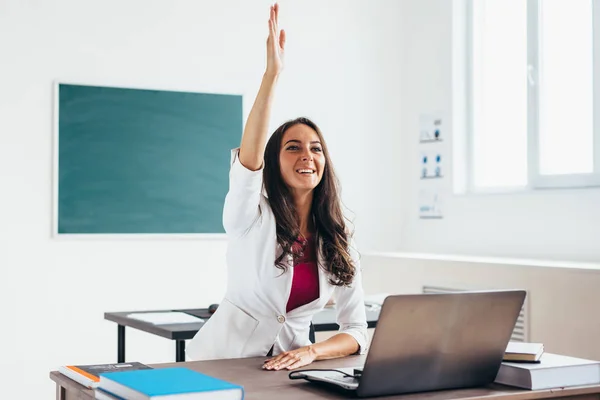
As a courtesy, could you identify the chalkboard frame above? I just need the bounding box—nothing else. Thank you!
[52,81,243,238]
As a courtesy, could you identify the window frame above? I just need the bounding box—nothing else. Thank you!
[464,0,600,193]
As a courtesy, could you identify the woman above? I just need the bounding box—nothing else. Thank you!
[186,3,367,371]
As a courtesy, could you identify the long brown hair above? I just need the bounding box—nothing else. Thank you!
[263,117,356,286]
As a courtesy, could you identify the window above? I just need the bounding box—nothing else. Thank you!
[463,0,600,191]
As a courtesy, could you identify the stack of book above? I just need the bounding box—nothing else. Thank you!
[58,362,244,399]
[496,344,600,390]
[58,362,152,389]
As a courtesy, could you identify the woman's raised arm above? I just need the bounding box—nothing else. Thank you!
[239,3,286,171]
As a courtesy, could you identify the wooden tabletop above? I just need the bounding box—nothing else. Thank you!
[50,356,600,400]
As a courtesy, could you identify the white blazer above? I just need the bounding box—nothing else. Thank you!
[186,149,368,361]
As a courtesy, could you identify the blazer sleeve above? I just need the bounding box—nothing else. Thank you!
[333,240,369,354]
[222,148,264,237]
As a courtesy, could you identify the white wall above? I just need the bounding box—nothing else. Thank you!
[360,253,600,361]
[397,0,600,262]
[0,0,402,398]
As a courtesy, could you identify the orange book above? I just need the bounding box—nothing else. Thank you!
[58,362,151,388]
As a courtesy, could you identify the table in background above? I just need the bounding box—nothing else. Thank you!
[104,305,381,362]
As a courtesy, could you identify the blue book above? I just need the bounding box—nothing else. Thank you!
[99,367,244,400]
[94,387,125,400]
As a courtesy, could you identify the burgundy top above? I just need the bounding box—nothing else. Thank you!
[286,236,320,313]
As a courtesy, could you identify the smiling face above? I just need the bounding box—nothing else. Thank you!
[279,124,326,194]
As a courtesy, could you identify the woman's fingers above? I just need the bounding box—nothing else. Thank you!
[268,19,273,40]
[269,354,297,370]
[279,29,286,50]
[263,352,300,370]
[286,358,304,370]
[264,353,282,363]
[262,354,282,369]
[268,5,278,43]
[265,4,284,81]
[264,356,286,369]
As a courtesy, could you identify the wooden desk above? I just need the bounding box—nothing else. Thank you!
[104,306,381,363]
[50,355,600,400]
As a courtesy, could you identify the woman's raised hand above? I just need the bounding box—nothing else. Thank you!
[238,3,284,170]
[266,3,286,77]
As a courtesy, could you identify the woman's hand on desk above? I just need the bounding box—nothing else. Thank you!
[263,333,361,370]
[263,346,317,371]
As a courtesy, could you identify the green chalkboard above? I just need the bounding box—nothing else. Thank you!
[56,84,242,234]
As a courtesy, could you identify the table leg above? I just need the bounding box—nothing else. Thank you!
[176,340,186,362]
[56,384,66,400]
[118,324,125,363]
[309,322,316,343]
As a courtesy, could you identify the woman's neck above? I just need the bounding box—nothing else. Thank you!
[294,191,314,238]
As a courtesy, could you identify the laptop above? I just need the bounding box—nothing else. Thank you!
[291,290,526,397]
